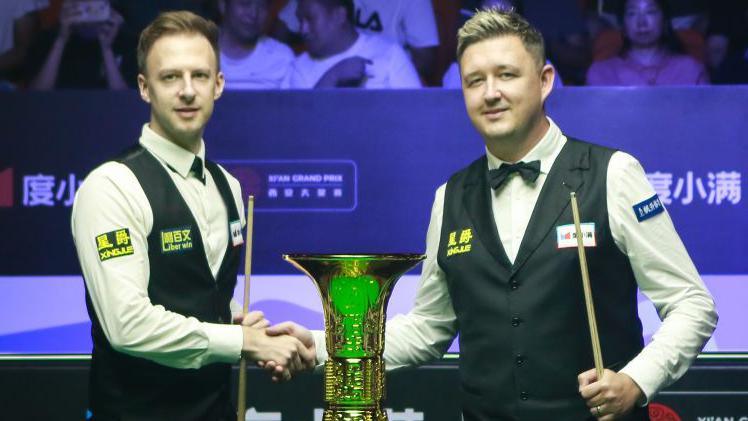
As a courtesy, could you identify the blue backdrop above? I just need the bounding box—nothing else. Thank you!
[0,87,745,353]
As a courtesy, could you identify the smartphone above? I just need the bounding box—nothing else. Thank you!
[66,0,111,24]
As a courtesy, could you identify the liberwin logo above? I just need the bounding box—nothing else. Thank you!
[0,167,12,207]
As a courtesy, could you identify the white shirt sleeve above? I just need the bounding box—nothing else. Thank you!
[71,163,244,369]
[384,184,458,367]
[399,0,439,48]
[384,43,422,88]
[607,152,718,402]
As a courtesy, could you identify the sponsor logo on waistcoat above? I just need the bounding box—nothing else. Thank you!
[446,228,473,257]
[161,226,193,253]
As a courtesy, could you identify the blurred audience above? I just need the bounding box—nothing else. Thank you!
[443,0,563,89]
[29,0,128,90]
[284,0,420,88]
[706,1,748,84]
[275,0,438,80]
[522,0,591,85]
[586,0,708,86]
[219,0,294,89]
[0,0,48,89]
[459,0,590,85]
[587,0,707,63]
[7,0,748,89]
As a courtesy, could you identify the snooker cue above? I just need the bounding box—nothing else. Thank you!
[570,192,604,381]
[237,196,254,421]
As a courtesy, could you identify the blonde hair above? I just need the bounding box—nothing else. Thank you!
[137,11,220,74]
[457,7,545,69]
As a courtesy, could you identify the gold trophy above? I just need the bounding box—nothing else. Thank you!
[283,254,425,421]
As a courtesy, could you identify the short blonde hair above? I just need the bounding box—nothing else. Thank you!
[137,11,220,74]
[456,7,545,69]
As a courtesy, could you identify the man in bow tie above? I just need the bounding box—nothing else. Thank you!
[278,6,717,421]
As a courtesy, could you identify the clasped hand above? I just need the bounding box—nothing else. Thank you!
[236,311,316,382]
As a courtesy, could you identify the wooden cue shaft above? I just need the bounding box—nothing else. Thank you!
[237,196,255,421]
[570,192,604,380]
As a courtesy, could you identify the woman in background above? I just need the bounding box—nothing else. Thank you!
[586,0,708,86]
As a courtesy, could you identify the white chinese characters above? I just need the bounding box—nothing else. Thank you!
[647,171,741,206]
[22,173,81,207]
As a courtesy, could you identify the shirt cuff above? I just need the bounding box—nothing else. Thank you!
[203,323,244,364]
[311,329,328,367]
[619,357,666,405]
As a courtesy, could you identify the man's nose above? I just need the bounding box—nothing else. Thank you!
[483,78,501,102]
[179,76,196,101]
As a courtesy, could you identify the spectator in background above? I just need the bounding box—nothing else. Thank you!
[275,0,438,80]
[0,0,48,89]
[218,0,294,89]
[586,0,708,86]
[442,0,563,89]
[521,0,592,85]
[284,0,421,89]
[588,0,708,63]
[29,0,128,90]
[112,0,217,82]
[706,1,748,85]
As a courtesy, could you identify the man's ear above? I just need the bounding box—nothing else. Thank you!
[214,71,225,100]
[539,63,555,103]
[138,73,151,104]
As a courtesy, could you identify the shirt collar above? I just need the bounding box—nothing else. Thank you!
[139,124,206,179]
[485,117,565,174]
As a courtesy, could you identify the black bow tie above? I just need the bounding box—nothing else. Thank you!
[190,156,206,185]
[488,160,541,190]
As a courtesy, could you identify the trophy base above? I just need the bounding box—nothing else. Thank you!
[323,408,387,421]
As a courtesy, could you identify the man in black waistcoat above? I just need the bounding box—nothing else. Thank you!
[278,6,717,420]
[71,11,315,420]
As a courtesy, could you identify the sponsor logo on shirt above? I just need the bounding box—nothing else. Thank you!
[230,219,243,247]
[633,194,664,222]
[446,228,473,257]
[556,223,596,248]
[161,226,193,253]
[96,228,134,261]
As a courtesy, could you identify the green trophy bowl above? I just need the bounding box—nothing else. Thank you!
[283,254,425,421]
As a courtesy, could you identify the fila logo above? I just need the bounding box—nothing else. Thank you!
[355,10,383,32]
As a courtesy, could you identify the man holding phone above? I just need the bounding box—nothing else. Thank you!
[30,0,129,90]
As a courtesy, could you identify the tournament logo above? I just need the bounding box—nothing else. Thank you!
[219,160,357,212]
[648,402,681,421]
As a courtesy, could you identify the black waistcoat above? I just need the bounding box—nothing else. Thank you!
[437,139,648,421]
[84,146,242,421]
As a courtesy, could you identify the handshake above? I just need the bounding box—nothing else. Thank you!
[236,311,316,382]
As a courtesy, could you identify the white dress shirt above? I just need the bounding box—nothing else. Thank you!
[312,118,717,402]
[71,124,245,369]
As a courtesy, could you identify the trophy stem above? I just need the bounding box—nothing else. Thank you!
[283,254,425,421]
